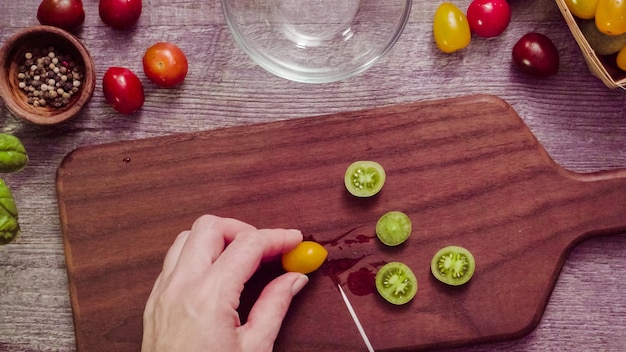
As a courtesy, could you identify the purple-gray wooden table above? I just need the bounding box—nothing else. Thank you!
[1,0,624,351]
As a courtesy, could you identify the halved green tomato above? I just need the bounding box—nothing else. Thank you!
[376,211,412,246]
[344,161,386,197]
[431,246,475,286]
[375,262,418,305]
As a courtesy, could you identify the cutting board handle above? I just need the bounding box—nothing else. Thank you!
[564,167,626,243]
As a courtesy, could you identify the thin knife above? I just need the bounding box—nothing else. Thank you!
[337,284,375,352]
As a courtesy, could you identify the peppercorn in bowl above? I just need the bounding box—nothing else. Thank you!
[0,25,95,125]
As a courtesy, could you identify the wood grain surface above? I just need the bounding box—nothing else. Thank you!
[1,1,625,351]
[56,95,626,351]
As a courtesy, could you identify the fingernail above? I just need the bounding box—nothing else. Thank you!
[291,274,309,296]
[287,229,303,240]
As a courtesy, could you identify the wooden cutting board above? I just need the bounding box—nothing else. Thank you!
[56,94,626,352]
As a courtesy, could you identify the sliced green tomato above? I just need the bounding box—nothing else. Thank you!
[344,161,386,197]
[375,262,417,305]
[376,211,412,246]
[431,246,475,286]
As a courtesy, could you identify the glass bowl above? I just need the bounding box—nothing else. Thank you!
[221,0,412,83]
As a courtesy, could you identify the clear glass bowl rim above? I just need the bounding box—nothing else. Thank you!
[221,0,413,84]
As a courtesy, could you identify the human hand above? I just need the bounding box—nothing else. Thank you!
[142,215,309,352]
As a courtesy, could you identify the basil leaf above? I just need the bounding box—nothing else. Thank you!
[0,179,20,245]
[0,134,28,173]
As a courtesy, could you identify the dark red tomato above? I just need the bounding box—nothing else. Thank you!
[37,0,85,32]
[143,42,189,88]
[512,33,559,77]
[99,0,142,30]
[102,67,144,114]
[466,0,511,38]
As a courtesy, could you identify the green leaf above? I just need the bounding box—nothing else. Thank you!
[0,179,20,245]
[0,134,28,173]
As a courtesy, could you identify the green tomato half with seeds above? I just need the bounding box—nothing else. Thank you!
[431,246,476,286]
[344,161,386,197]
[375,261,418,305]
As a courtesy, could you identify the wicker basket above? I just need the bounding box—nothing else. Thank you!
[555,0,626,89]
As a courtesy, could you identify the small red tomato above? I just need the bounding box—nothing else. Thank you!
[512,33,559,77]
[102,67,144,115]
[37,0,85,32]
[99,0,142,30]
[142,42,189,88]
[466,0,511,38]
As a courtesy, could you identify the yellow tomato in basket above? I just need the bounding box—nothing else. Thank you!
[595,0,626,35]
[616,45,626,71]
[564,0,598,19]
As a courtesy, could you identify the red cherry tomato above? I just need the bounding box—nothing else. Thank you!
[102,67,144,115]
[466,0,511,38]
[512,33,559,77]
[142,42,189,88]
[99,0,142,30]
[37,0,85,32]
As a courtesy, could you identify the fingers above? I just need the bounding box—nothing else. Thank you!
[172,215,256,275]
[146,214,307,351]
[239,272,309,351]
[146,230,190,306]
[163,215,302,290]
[212,228,303,295]
[160,230,190,279]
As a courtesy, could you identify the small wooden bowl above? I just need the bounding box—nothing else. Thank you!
[0,25,96,125]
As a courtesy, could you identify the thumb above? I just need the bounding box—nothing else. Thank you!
[239,272,309,351]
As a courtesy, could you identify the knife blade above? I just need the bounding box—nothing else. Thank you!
[337,284,375,352]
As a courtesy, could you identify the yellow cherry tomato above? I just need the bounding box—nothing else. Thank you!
[564,0,599,19]
[281,241,328,274]
[616,45,626,70]
[595,0,626,35]
[433,2,471,53]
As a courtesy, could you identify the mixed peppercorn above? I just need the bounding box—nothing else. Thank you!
[16,46,83,108]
